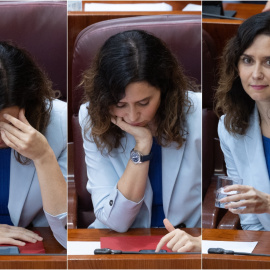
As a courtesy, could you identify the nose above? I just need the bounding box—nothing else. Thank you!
[252,64,264,80]
[127,106,140,123]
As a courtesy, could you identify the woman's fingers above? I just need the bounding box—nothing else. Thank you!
[1,129,23,151]
[2,113,30,133]
[0,225,43,244]
[155,229,201,253]
[223,184,249,193]
[18,108,30,125]
[0,130,18,149]
[155,231,174,252]
[163,218,175,232]
[0,237,26,246]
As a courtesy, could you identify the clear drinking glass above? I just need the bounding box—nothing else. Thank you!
[215,176,243,208]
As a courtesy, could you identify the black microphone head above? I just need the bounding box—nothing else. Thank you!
[208,248,225,254]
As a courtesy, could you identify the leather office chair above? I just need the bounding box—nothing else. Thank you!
[0,1,67,100]
[71,15,202,228]
[202,29,241,230]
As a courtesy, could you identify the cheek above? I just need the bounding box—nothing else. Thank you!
[144,105,159,119]
[110,107,125,118]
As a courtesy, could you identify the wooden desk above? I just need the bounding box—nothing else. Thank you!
[0,227,66,269]
[203,3,265,56]
[68,228,201,269]
[202,228,270,269]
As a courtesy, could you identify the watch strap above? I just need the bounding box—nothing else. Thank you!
[140,151,153,162]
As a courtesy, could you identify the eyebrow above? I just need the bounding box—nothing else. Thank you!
[117,96,151,104]
[241,53,270,59]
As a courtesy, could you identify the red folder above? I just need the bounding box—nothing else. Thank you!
[100,235,171,252]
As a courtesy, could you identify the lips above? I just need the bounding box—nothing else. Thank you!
[128,121,147,127]
[250,85,268,90]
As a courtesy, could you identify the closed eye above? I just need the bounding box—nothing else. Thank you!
[138,101,149,106]
[115,103,126,108]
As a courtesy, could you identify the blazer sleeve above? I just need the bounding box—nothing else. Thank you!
[44,100,67,248]
[218,116,265,231]
[79,103,144,232]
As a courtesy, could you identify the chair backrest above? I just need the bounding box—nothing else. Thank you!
[72,15,201,228]
[0,1,67,100]
[202,29,219,199]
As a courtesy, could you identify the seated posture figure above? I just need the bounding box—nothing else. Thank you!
[80,30,202,252]
[0,41,67,247]
[215,12,270,231]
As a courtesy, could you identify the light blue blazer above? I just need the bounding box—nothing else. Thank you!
[79,91,201,232]
[218,106,270,231]
[7,99,67,247]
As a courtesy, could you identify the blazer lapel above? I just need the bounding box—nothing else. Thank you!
[162,140,186,216]
[8,150,35,226]
[244,107,270,191]
[244,107,270,229]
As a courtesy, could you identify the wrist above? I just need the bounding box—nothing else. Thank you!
[33,147,55,166]
[267,194,270,214]
[135,138,153,155]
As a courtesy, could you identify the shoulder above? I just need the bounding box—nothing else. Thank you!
[45,99,67,154]
[187,91,201,110]
[49,99,67,119]
[79,102,89,128]
[185,91,201,129]
[47,99,67,134]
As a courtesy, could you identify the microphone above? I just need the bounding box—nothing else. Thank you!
[94,248,200,255]
[208,248,270,257]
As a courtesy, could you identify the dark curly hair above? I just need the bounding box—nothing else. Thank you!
[215,11,270,135]
[0,41,55,164]
[81,30,198,154]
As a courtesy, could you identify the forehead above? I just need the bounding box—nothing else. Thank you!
[0,106,20,122]
[119,81,160,102]
[243,34,270,54]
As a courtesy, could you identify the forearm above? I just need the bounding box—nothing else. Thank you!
[34,148,67,216]
[117,140,152,203]
[117,160,150,202]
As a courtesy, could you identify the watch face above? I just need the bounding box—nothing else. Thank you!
[131,150,141,164]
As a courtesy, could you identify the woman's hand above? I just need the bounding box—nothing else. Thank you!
[263,0,270,12]
[219,185,270,214]
[0,224,43,246]
[111,116,152,154]
[0,108,67,216]
[0,109,51,163]
[155,219,201,253]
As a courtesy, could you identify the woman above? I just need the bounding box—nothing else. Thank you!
[0,41,67,247]
[215,11,270,231]
[79,30,201,252]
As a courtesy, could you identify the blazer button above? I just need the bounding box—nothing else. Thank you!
[109,200,113,206]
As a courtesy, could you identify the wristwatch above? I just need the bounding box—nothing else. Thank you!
[130,148,152,164]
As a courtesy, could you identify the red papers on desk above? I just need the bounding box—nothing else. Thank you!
[100,235,171,252]
[0,231,45,254]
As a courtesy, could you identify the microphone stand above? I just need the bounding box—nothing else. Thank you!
[208,248,270,257]
[94,248,200,255]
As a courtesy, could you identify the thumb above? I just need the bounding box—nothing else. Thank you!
[19,109,29,125]
[163,218,175,233]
